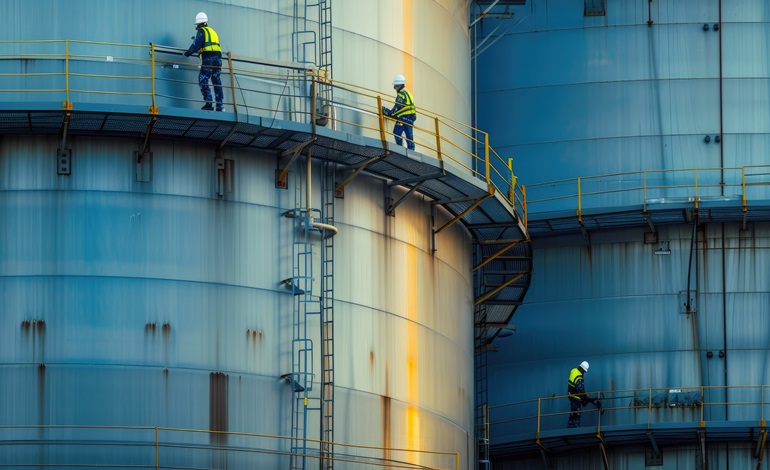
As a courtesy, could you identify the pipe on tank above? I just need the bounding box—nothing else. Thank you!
[306,153,338,238]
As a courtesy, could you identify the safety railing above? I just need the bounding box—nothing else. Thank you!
[523,166,770,219]
[484,385,770,444]
[0,39,525,223]
[0,424,459,470]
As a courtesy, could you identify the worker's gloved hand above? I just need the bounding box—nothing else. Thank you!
[595,400,602,409]
[184,51,192,57]
[381,107,390,116]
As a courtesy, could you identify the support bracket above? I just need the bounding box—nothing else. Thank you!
[335,153,387,195]
[276,137,316,188]
[386,181,425,216]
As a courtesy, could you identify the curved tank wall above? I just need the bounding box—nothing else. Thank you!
[6,0,472,164]
[476,0,770,467]
[1,0,477,468]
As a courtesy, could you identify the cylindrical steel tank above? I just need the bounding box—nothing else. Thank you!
[476,0,770,467]
[1,1,477,468]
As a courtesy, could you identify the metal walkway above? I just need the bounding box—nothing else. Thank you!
[0,102,532,339]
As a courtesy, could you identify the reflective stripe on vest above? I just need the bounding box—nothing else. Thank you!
[392,89,416,118]
[200,27,221,53]
[567,367,583,399]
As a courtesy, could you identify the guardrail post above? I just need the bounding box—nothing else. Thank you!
[377,96,388,152]
[311,72,317,133]
[521,185,528,229]
[226,52,238,116]
[508,158,516,204]
[434,116,443,163]
[484,132,492,194]
[577,178,582,223]
[148,44,159,115]
[62,40,72,110]
[742,166,747,213]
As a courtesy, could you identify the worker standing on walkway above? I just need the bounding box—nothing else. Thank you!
[567,361,601,428]
[184,12,224,112]
[382,73,417,151]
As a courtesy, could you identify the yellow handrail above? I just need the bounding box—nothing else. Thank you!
[1,39,527,223]
[487,384,770,442]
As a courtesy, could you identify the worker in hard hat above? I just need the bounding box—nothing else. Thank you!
[184,12,225,111]
[381,74,417,151]
[567,361,601,428]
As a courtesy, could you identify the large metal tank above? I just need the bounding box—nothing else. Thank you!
[476,0,770,467]
[0,1,479,468]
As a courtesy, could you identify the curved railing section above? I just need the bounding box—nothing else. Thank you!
[485,384,770,450]
[523,166,770,220]
[0,39,526,224]
[0,425,459,469]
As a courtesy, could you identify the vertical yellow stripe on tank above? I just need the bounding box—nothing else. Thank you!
[403,0,414,85]
[405,244,419,461]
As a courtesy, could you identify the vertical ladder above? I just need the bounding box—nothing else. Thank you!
[292,0,334,124]
[319,161,336,469]
[474,295,490,469]
[289,168,323,470]
[316,0,333,122]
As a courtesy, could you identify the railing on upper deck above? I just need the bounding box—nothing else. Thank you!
[523,166,770,220]
[483,384,770,446]
[0,39,526,224]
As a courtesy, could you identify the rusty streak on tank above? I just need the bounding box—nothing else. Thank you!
[161,322,171,336]
[382,364,391,463]
[37,363,46,426]
[145,322,157,333]
[209,372,228,446]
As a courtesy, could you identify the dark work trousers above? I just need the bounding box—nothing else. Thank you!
[393,114,416,150]
[568,397,583,428]
[199,54,223,108]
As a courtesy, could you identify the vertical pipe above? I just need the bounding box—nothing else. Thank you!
[643,170,648,212]
[155,427,159,470]
[721,223,728,421]
[718,0,725,193]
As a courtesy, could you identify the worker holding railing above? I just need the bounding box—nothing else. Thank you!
[184,12,225,112]
[567,361,601,428]
[382,73,417,151]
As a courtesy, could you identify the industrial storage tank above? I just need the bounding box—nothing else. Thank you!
[0,1,532,468]
[475,0,770,468]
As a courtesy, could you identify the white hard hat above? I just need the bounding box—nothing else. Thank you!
[393,73,406,85]
[580,361,590,372]
[195,12,209,25]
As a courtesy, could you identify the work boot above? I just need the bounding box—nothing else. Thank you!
[201,103,214,111]
[216,106,225,112]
